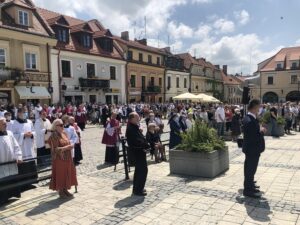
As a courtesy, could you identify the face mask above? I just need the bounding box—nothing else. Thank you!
[6,116,11,121]
[24,112,28,119]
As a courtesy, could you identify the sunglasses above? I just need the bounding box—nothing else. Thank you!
[56,124,63,127]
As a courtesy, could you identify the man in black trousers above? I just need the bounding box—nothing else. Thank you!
[126,112,150,196]
[242,99,266,198]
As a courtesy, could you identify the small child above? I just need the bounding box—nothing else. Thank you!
[146,123,166,163]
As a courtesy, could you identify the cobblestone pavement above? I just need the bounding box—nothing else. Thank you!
[1,122,300,225]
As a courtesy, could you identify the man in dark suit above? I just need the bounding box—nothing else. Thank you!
[126,112,150,196]
[242,99,266,198]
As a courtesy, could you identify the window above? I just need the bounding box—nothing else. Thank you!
[267,76,273,85]
[87,63,95,78]
[127,51,133,60]
[141,76,146,90]
[167,76,171,89]
[184,78,187,88]
[19,10,29,26]
[82,34,92,48]
[292,62,297,69]
[276,63,282,69]
[130,75,136,87]
[57,29,68,43]
[61,60,71,78]
[25,53,37,70]
[150,77,155,86]
[110,66,116,80]
[139,53,143,62]
[159,77,162,87]
[99,38,113,52]
[291,75,298,84]
[0,49,6,67]
[148,55,152,64]
[157,57,160,65]
[176,77,180,88]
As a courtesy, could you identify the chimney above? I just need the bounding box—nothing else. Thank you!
[200,57,206,62]
[215,65,220,69]
[223,65,228,75]
[137,38,147,46]
[121,31,129,41]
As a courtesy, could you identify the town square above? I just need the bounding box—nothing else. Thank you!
[1,0,300,225]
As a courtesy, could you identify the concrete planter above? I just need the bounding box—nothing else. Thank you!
[169,146,229,178]
[264,123,285,137]
[276,125,285,136]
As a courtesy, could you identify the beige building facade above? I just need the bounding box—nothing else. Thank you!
[0,0,56,105]
[253,46,300,103]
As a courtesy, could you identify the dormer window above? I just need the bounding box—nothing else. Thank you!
[18,10,29,26]
[99,37,113,52]
[82,34,92,48]
[57,29,68,43]
[276,63,282,69]
[292,62,297,69]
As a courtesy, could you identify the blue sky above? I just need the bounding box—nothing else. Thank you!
[34,0,300,75]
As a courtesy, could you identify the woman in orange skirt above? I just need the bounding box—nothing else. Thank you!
[48,119,78,198]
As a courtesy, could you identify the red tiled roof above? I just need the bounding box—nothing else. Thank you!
[221,72,241,85]
[37,7,123,60]
[259,46,300,71]
[37,7,85,27]
[114,36,166,55]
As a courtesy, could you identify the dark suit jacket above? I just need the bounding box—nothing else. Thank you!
[126,123,149,155]
[242,114,265,155]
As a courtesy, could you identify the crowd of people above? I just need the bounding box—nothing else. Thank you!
[1,99,300,203]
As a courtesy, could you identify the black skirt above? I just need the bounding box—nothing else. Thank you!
[74,143,83,162]
[105,146,119,165]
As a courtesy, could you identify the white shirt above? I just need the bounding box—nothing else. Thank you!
[0,130,22,178]
[11,119,36,160]
[215,107,225,123]
[34,118,52,149]
[247,112,257,119]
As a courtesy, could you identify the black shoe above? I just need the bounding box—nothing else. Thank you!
[252,188,261,193]
[243,190,261,198]
[133,192,147,196]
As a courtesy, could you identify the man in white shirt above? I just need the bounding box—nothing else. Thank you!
[34,111,52,166]
[215,103,225,136]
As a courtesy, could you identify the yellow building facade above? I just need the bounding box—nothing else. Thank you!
[116,34,165,103]
[0,0,56,105]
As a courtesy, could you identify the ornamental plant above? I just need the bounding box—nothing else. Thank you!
[177,120,226,152]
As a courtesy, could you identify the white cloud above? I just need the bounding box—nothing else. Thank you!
[295,38,300,46]
[189,34,281,74]
[213,18,235,34]
[167,21,194,39]
[194,24,212,39]
[234,10,250,25]
[190,0,213,3]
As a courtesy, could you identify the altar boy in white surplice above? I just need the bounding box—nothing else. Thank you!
[11,108,36,160]
[0,118,23,204]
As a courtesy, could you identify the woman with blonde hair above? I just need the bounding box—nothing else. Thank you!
[48,119,77,198]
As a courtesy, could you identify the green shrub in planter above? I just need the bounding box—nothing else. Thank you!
[261,111,271,124]
[177,120,226,152]
[277,116,286,125]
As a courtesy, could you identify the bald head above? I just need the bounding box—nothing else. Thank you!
[128,112,140,125]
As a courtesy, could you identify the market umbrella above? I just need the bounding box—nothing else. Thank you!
[196,93,221,103]
[173,92,198,100]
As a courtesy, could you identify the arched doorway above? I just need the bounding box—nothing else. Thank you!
[286,91,300,102]
[263,92,278,103]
